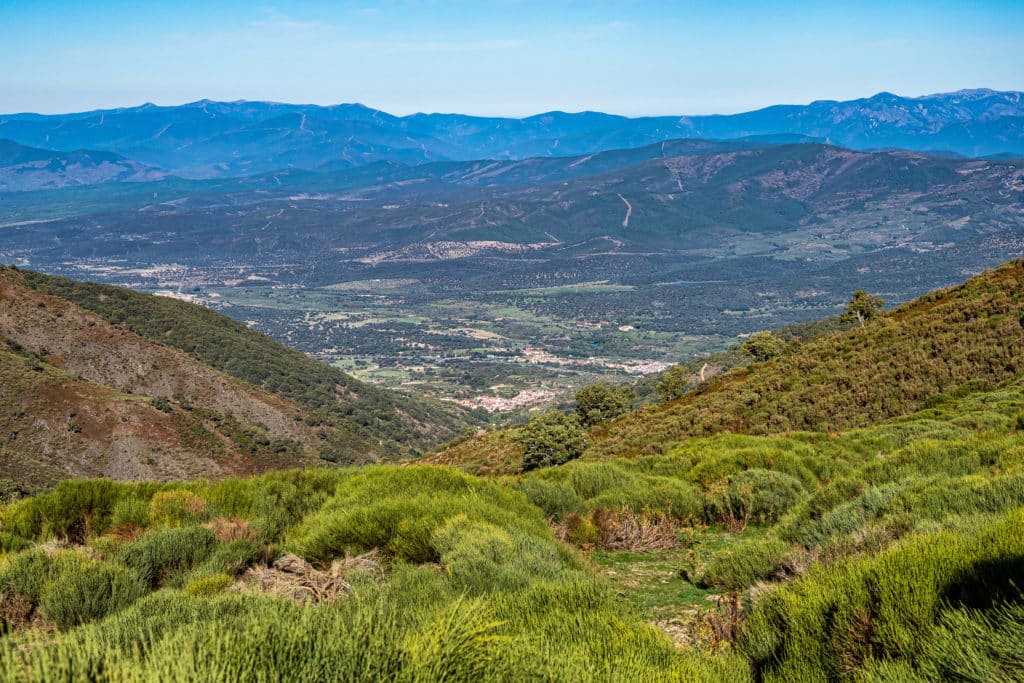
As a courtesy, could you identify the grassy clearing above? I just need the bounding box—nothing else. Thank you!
[592,549,716,616]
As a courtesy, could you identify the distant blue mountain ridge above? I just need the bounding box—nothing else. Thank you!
[0,89,1021,180]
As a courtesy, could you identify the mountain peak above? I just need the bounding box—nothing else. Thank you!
[867,91,900,102]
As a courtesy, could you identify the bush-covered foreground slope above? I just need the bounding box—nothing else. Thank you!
[1,376,1024,680]
[0,467,746,681]
[0,266,472,487]
[517,378,1024,679]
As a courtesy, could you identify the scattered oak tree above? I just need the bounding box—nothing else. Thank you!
[741,331,786,362]
[656,365,690,402]
[843,290,886,327]
[515,410,587,471]
[575,383,636,426]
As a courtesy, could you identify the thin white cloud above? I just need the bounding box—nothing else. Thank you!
[248,16,324,32]
[555,20,632,40]
[247,7,325,34]
[348,38,526,53]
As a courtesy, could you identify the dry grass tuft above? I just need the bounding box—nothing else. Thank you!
[235,550,382,604]
[106,523,147,543]
[686,593,742,652]
[0,591,54,633]
[204,517,257,543]
[591,508,681,551]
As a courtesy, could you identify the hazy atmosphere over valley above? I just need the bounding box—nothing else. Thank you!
[1,2,1023,681]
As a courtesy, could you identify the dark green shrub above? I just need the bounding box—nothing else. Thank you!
[918,601,1024,681]
[0,478,28,505]
[841,290,886,326]
[117,526,218,588]
[698,534,790,590]
[190,538,262,580]
[516,477,584,520]
[788,481,906,548]
[287,466,550,564]
[589,478,701,521]
[109,497,151,529]
[432,516,576,594]
[203,468,347,534]
[149,489,209,526]
[515,411,587,472]
[575,383,635,426]
[559,461,633,500]
[525,461,701,521]
[38,557,147,630]
[739,508,1024,680]
[0,531,31,554]
[709,469,807,525]
[563,513,600,547]
[656,364,690,401]
[688,456,746,489]
[741,331,786,362]
[3,480,123,543]
[0,549,52,604]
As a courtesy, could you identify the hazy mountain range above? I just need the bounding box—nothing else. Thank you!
[0,89,1021,184]
[6,141,1019,267]
[0,139,168,191]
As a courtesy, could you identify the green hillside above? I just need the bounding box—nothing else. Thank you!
[1,261,1022,680]
[432,259,1024,472]
[590,259,1024,458]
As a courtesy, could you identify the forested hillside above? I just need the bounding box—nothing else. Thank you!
[592,259,1024,458]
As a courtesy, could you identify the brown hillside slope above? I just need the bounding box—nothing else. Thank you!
[430,260,1024,472]
[0,274,379,488]
[17,268,471,459]
[0,346,315,487]
[0,273,341,446]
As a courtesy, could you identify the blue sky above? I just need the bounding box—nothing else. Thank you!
[1,0,1022,116]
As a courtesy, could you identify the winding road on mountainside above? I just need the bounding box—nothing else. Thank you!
[617,193,633,228]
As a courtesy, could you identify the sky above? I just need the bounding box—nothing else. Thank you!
[1,0,1023,117]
